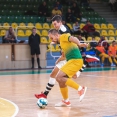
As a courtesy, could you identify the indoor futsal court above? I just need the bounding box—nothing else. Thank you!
[0,67,117,117]
[1,0,117,117]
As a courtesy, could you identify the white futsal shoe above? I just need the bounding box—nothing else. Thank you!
[78,86,87,102]
[55,100,71,107]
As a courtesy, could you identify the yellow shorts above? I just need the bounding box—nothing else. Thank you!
[60,59,83,78]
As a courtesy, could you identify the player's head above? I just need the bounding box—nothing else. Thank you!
[32,27,36,34]
[86,20,90,25]
[9,27,13,33]
[51,15,62,30]
[112,41,116,46]
[48,29,60,43]
[98,43,101,46]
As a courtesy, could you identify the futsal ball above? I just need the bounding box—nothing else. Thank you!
[37,98,48,109]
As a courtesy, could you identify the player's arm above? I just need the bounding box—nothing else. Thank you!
[69,36,88,47]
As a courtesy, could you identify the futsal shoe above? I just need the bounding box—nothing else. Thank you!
[55,100,71,107]
[111,63,116,67]
[35,92,47,99]
[38,66,42,69]
[78,86,87,102]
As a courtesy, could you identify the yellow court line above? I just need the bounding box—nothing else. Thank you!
[0,98,19,117]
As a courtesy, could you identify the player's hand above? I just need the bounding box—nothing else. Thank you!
[72,74,77,79]
[55,60,59,65]
[84,43,89,47]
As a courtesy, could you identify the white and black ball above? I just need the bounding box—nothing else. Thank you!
[37,98,48,109]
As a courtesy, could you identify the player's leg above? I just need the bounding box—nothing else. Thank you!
[72,55,96,78]
[76,64,86,77]
[36,54,41,69]
[103,53,115,66]
[100,53,108,67]
[113,58,117,65]
[31,48,35,69]
[56,59,87,102]
[114,55,117,65]
[36,47,41,69]
[35,59,70,99]
[35,66,59,98]
[35,59,85,99]
[35,60,67,99]
[109,54,116,66]
[55,85,71,107]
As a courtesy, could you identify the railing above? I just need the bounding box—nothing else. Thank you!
[49,40,98,59]
[15,26,34,39]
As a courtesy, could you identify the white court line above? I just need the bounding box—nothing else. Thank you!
[81,74,117,78]
[0,98,19,117]
[0,101,5,106]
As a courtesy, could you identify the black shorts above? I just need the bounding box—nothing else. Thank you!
[31,47,40,55]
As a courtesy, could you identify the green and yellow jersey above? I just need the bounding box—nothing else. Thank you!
[60,33,82,61]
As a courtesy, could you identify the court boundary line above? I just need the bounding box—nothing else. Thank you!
[0,98,19,117]
[81,74,117,78]
[0,67,116,76]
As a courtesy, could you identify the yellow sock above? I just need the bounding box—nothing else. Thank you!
[60,87,68,100]
[65,79,79,90]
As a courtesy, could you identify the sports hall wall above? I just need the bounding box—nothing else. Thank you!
[0,44,47,69]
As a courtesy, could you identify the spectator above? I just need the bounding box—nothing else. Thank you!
[108,41,117,65]
[95,43,115,67]
[115,41,117,50]
[28,27,41,69]
[73,21,81,35]
[67,0,77,6]
[71,3,82,20]
[82,20,100,39]
[4,27,16,43]
[114,1,117,11]
[108,0,116,12]
[52,6,62,17]
[54,1,62,11]
[80,0,90,7]
[98,36,109,52]
[90,37,98,49]
[66,8,75,23]
[38,1,48,17]
[78,35,85,56]
[78,35,84,43]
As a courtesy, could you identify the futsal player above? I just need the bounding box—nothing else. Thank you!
[51,15,86,73]
[35,15,98,106]
[35,15,86,101]
[34,42,86,106]
[108,41,117,65]
[48,29,87,105]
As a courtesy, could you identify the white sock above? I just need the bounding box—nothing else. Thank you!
[64,98,69,102]
[78,86,82,91]
[49,77,56,84]
[45,77,56,93]
[76,71,81,77]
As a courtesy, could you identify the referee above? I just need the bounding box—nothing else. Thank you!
[28,27,41,69]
